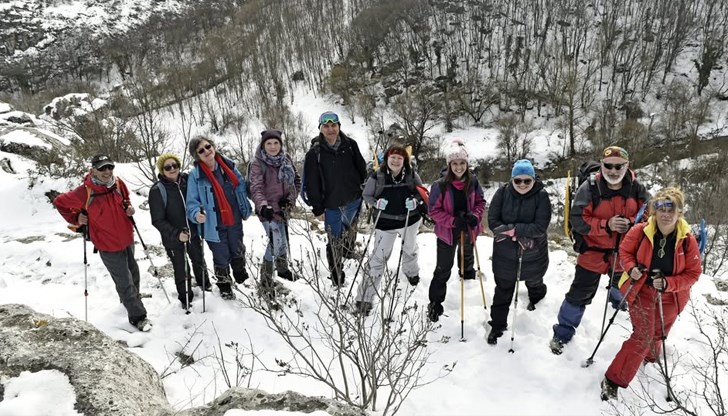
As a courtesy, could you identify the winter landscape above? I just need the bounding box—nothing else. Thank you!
[1,1,728,415]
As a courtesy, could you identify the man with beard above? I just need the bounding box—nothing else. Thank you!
[549,146,650,355]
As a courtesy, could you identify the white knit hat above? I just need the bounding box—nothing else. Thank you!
[445,138,469,165]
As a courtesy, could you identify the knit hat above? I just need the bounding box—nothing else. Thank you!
[445,138,469,165]
[318,111,340,127]
[188,136,215,160]
[602,146,629,161]
[511,159,535,178]
[156,153,182,174]
[260,129,283,146]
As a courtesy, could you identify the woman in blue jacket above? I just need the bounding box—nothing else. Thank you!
[186,136,252,300]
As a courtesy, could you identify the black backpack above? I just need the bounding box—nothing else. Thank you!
[566,160,602,253]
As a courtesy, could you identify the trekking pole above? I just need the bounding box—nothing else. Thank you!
[583,280,637,367]
[460,230,465,342]
[472,229,487,310]
[385,207,412,323]
[199,208,207,313]
[81,223,89,322]
[600,234,622,335]
[344,209,382,305]
[182,228,191,315]
[130,217,171,304]
[656,277,674,402]
[508,245,524,353]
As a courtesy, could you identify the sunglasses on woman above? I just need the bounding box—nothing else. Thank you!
[163,163,180,172]
[513,178,533,185]
[197,143,213,155]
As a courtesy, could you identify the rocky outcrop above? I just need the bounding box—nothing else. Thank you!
[0,304,170,415]
[0,304,366,416]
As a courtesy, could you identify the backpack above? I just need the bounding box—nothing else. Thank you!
[245,158,267,197]
[301,140,321,206]
[150,182,168,209]
[371,169,432,223]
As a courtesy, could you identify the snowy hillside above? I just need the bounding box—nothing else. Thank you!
[0,143,725,416]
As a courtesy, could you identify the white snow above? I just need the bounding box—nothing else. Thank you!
[0,129,52,149]
[0,370,81,416]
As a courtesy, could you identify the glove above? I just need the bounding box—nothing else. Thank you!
[465,213,478,228]
[404,198,418,211]
[517,237,535,250]
[375,198,388,210]
[493,224,516,242]
[260,205,274,221]
[278,198,291,210]
[650,269,667,292]
[454,213,467,229]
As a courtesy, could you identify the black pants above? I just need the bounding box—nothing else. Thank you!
[489,273,547,331]
[429,231,475,305]
[166,237,209,304]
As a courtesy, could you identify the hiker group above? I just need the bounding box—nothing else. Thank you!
[53,111,702,402]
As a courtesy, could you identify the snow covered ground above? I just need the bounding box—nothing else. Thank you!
[0,138,725,415]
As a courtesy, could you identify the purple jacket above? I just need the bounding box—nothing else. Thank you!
[429,178,486,245]
[249,153,301,222]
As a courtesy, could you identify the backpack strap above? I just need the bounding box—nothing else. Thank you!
[151,182,168,208]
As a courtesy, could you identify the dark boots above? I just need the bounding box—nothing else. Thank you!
[487,326,505,345]
[230,256,249,284]
[215,267,236,300]
[259,260,276,301]
[275,256,299,282]
[427,302,443,322]
[354,300,373,316]
[326,242,346,287]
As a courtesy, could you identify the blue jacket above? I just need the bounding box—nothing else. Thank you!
[186,155,252,242]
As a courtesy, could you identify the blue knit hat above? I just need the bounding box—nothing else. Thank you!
[511,159,535,178]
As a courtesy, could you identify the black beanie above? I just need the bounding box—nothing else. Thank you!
[261,129,283,146]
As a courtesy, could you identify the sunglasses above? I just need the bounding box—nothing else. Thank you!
[163,163,180,172]
[513,178,533,185]
[197,143,213,155]
[654,200,674,210]
[602,162,626,170]
[97,165,115,172]
[319,114,340,125]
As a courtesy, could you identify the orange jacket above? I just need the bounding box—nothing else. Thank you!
[618,217,702,312]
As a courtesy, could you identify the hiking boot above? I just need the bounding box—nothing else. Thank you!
[526,301,536,311]
[275,257,299,282]
[259,260,276,299]
[134,318,153,332]
[406,275,420,286]
[231,257,248,284]
[463,271,476,280]
[220,290,236,300]
[600,377,618,401]
[427,302,443,323]
[215,267,235,300]
[355,301,373,316]
[549,338,565,355]
[487,327,505,345]
[331,270,346,288]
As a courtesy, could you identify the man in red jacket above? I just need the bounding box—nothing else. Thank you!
[550,146,649,354]
[53,155,151,332]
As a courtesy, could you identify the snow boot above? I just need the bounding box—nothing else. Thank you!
[355,301,373,317]
[215,267,236,300]
[600,377,618,401]
[259,260,276,300]
[427,302,443,323]
[406,275,420,286]
[275,256,299,282]
[231,256,249,284]
[487,327,505,345]
[549,338,565,355]
[326,242,346,287]
[134,318,153,332]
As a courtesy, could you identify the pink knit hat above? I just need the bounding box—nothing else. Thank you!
[445,138,469,165]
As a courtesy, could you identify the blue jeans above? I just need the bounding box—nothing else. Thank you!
[262,220,288,262]
[324,198,362,238]
[206,225,245,269]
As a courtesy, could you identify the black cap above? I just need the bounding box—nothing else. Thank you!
[261,129,283,145]
[91,154,114,169]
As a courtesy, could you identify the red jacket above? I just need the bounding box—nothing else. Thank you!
[618,217,702,312]
[53,174,134,252]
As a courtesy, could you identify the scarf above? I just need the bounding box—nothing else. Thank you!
[198,155,239,226]
[451,180,466,191]
[258,148,296,188]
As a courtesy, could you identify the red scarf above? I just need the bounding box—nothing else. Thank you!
[198,155,239,226]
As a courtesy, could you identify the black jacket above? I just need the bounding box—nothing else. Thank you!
[149,172,198,250]
[488,179,551,278]
[303,132,367,216]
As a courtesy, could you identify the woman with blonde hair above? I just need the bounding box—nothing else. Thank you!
[600,187,702,400]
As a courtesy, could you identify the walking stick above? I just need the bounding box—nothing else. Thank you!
[344,209,382,305]
[656,283,674,402]
[199,208,207,312]
[460,230,465,341]
[130,219,171,304]
[82,224,89,321]
[583,280,636,367]
[472,229,487,310]
[601,234,622,335]
[386,207,412,323]
[182,228,191,314]
[508,245,524,353]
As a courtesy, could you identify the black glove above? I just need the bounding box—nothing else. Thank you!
[465,213,478,228]
[493,224,516,242]
[279,198,291,210]
[454,212,467,229]
[260,206,274,221]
